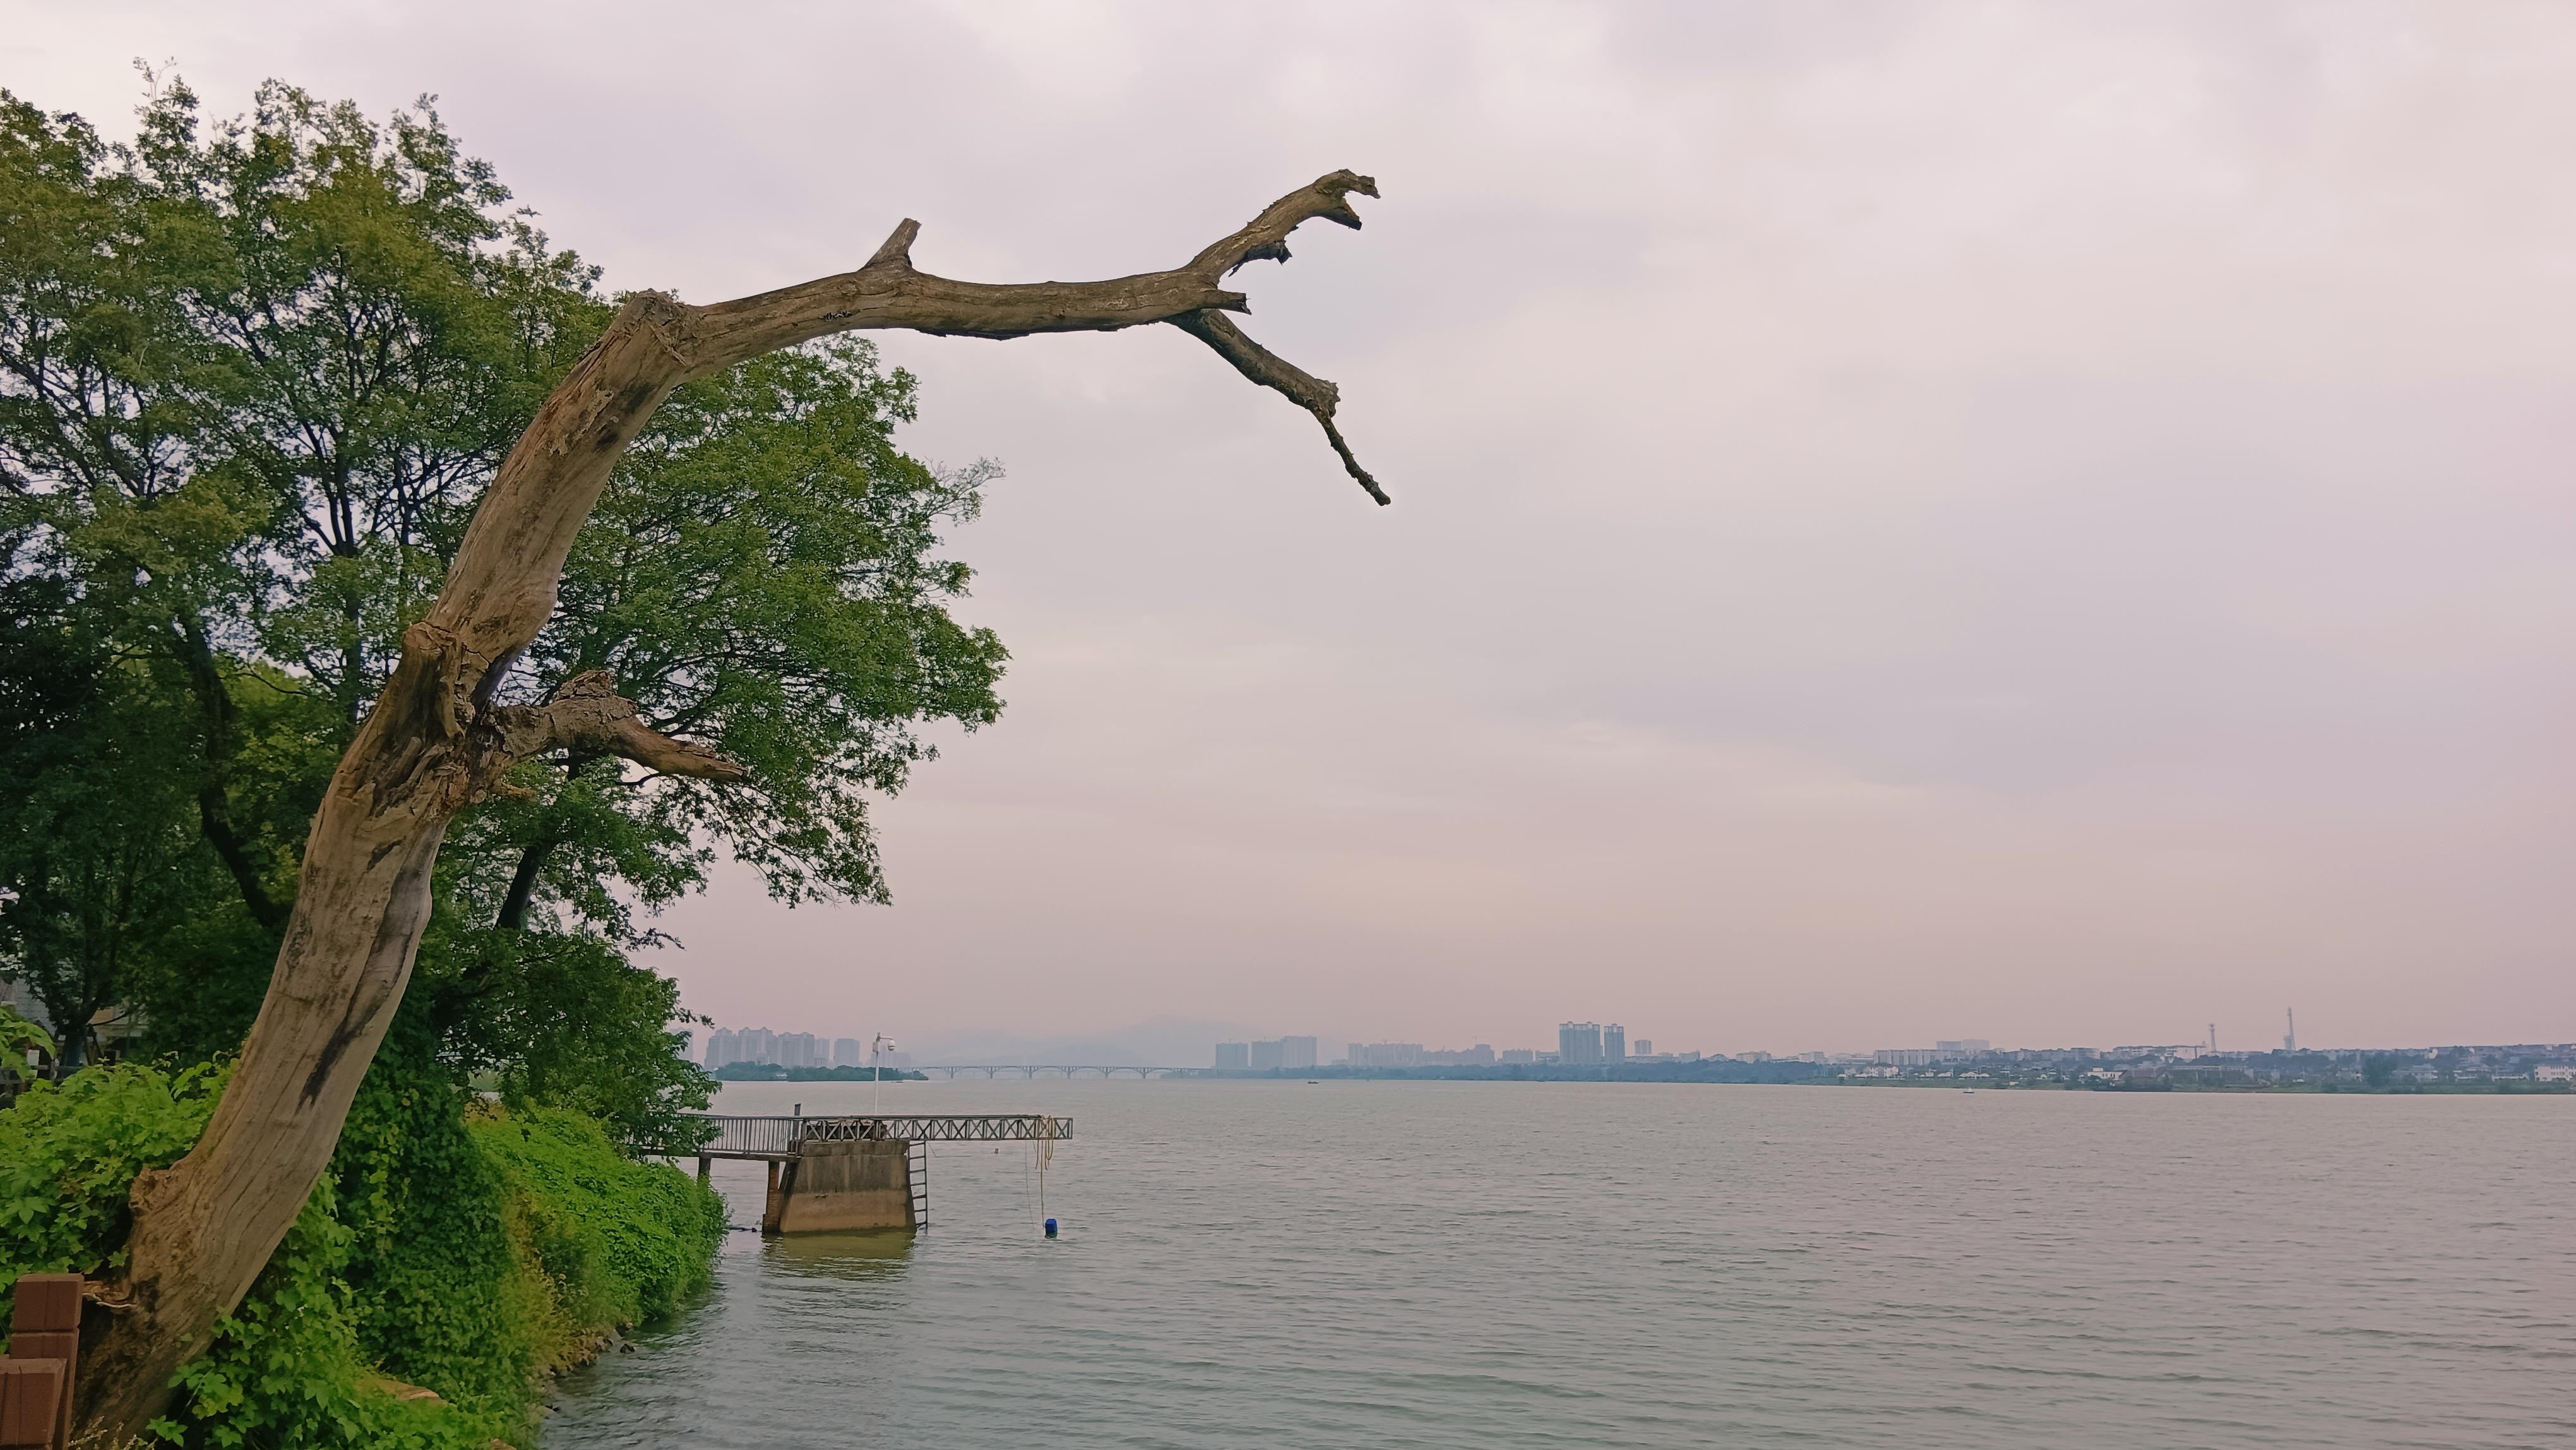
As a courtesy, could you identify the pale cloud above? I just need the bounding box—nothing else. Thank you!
[8,0,2573,1052]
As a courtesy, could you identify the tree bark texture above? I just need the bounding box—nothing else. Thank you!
[75,171,1381,1444]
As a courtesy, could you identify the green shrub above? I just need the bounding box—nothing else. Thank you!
[330,1045,527,1413]
[0,1064,491,1446]
[0,1062,223,1328]
[468,1101,729,1357]
[157,1181,504,1450]
[0,1056,726,1448]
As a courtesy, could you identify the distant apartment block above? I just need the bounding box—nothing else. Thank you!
[1633,1039,1651,1056]
[1349,1042,1427,1067]
[1604,1023,1628,1059]
[1216,1036,1316,1071]
[1875,1048,1940,1067]
[706,1028,891,1070]
[1500,1048,1537,1064]
[1559,1022,1604,1063]
[1935,1039,1991,1058]
[705,1026,772,1068]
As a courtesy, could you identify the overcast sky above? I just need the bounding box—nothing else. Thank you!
[11,1,2575,1056]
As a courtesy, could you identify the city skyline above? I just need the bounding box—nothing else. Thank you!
[678,1007,2508,1072]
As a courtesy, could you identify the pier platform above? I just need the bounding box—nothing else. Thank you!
[652,1113,1073,1235]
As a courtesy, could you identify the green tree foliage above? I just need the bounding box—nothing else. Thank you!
[0,573,210,1065]
[1,78,1003,1128]
[0,1055,727,1447]
[2,77,991,1442]
[455,340,1003,936]
[0,1002,52,1067]
[0,1060,222,1291]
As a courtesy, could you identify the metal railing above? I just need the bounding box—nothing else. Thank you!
[658,1112,1074,1159]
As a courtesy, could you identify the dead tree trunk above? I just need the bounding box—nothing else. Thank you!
[75,171,1381,1444]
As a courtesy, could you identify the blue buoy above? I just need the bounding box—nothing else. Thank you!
[1044,1218,1058,1238]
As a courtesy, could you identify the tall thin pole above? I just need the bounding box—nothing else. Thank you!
[872,1032,895,1117]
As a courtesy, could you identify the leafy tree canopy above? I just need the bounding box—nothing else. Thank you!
[0,76,1005,1132]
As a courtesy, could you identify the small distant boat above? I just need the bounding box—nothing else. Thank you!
[1306,1079,1320,1085]
[1961,1088,1976,1094]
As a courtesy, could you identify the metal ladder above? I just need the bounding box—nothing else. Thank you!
[907,1140,931,1230]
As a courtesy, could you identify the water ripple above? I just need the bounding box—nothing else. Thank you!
[546,1082,2575,1449]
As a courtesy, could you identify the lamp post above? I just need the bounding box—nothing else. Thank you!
[872,1033,897,1117]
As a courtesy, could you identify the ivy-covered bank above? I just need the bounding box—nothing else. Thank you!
[0,1054,727,1448]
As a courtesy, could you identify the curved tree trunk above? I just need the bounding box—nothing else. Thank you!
[74,171,1380,1445]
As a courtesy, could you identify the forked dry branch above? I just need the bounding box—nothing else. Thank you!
[75,170,1382,1445]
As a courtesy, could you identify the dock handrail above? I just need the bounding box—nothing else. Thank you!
[649,1111,1074,1159]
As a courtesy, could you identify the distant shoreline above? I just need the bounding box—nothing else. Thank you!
[1177,1065,2573,1094]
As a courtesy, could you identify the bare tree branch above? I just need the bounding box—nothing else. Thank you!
[1168,310,1388,505]
[681,169,1381,368]
[480,670,744,787]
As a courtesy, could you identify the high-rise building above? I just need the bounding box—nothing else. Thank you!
[1215,1042,1249,1069]
[1280,1036,1318,1070]
[1500,1048,1536,1064]
[2284,1009,2296,1053]
[832,1037,864,1067]
[1559,1022,1603,1064]
[1249,1039,1284,1070]
[1935,1039,1991,1057]
[1633,1039,1652,1056]
[777,1032,823,1068]
[1604,1024,1627,1060]
[707,1026,778,1068]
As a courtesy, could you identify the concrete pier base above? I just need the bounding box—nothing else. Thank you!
[761,1137,915,1234]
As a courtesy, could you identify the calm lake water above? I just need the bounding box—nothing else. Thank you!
[544,1079,2573,1448]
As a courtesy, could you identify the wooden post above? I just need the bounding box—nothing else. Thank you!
[0,1362,63,1449]
[6,1273,81,1450]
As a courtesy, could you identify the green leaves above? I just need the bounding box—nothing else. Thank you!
[465,1101,729,1333]
[0,1062,223,1310]
[0,1004,51,1059]
[0,1050,724,1447]
[498,337,1006,918]
[7,80,1008,1094]
[5,76,1004,1259]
